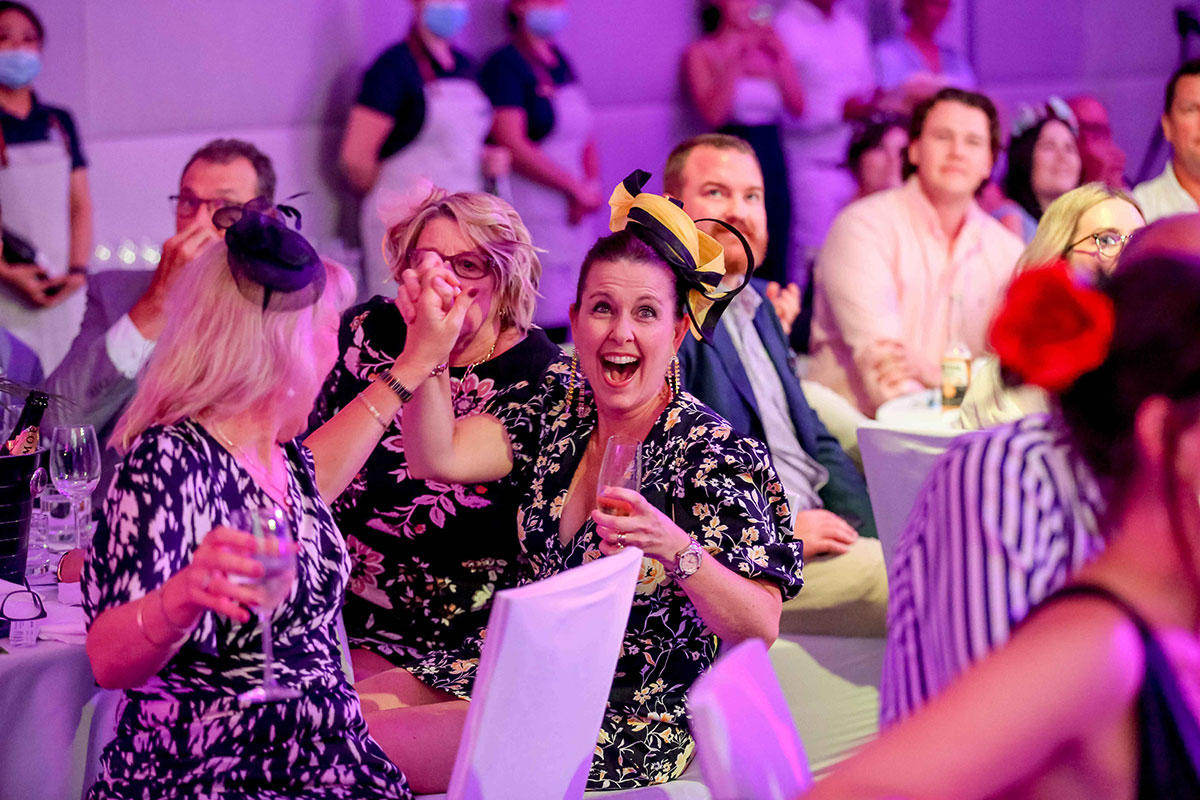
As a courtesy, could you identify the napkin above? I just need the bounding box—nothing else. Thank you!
[0,577,88,645]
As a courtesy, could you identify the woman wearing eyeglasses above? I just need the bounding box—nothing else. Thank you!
[0,1,93,374]
[959,182,1145,430]
[309,188,559,692]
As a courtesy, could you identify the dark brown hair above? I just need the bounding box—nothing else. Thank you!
[1004,116,1080,221]
[573,229,688,320]
[903,87,1003,180]
[180,139,277,203]
[0,2,43,43]
[1166,58,1200,114]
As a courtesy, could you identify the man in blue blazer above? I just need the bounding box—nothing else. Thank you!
[667,134,886,631]
[43,139,275,499]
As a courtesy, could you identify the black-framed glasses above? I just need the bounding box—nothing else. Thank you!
[0,578,46,622]
[1066,230,1135,260]
[405,247,494,280]
[169,192,247,219]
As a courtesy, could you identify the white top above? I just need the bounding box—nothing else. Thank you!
[104,312,156,379]
[1132,161,1200,223]
[730,76,785,127]
[774,0,875,162]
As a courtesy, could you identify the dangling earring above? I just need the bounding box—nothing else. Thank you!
[566,349,588,417]
[667,355,681,398]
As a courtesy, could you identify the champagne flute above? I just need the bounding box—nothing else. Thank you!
[597,435,641,517]
[48,425,102,549]
[230,506,301,704]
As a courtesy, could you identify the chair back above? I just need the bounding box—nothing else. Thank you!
[857,422,962,568]
[688,639,811,800]
[446,546,643,800]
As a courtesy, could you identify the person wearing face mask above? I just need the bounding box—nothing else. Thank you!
[480,0,602,339]
[993,98,1084,243]
[340,0,498,301]
[681,1,805,285]
[0,1,93,375]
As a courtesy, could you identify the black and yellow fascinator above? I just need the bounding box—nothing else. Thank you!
[608,170,753,342]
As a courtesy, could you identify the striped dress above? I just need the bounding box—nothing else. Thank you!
[880,413,1107,725]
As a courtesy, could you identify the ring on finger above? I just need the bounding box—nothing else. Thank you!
[617,532,626,548]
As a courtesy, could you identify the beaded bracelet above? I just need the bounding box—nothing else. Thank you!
[357,394,390,429]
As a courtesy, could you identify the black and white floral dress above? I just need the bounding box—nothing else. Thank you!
[311,296,560,670]
[413,355,805,790]
[82,420,410,800]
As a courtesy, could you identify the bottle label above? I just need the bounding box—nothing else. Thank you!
[941,358,970,409]
[4,424,38,455]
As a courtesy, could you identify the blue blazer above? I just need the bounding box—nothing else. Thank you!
[678,280,877,538]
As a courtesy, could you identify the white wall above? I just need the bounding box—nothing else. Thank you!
[23,0,1173,272]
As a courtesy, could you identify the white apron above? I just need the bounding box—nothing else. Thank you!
[507,83,593,329]
[0,133,82,374]
[359,76,492,300]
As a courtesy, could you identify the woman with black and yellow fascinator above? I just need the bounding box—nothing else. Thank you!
[371,170,803,793]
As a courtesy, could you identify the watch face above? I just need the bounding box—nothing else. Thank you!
[677,545,703,576]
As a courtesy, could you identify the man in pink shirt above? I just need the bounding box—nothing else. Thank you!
[808,87,1022,416]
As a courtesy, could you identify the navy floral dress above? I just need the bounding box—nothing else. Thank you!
[412,355,805,789]
[311,296,560,668]
[82,420,409,800]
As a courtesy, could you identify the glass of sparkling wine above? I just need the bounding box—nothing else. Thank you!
[229,506,300,704]
[597,435,641,517]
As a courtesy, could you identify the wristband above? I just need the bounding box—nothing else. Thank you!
[357,394,391,429]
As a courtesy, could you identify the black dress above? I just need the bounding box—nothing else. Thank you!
[411,355,805,789]
[1041,584,1200,798]
[82,420,409,800]
[311,296,560,667]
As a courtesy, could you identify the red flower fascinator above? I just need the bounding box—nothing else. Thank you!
[989,260,1116,393]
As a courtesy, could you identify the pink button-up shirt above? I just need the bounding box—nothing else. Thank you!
[808,177,1023,416]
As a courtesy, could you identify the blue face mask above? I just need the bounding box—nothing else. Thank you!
[422,1,470,39]
[524,7,569,38]
[0,50,41,89]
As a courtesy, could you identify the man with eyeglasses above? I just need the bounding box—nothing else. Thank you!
[43,138,275,501]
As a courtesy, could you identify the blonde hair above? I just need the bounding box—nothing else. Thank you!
[1017,182,1144,271]
[384,188,542,332]
[112,242,355,453]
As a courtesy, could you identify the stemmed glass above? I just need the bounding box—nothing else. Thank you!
[230,506,300,704]
[48,425,102,549]
[597,435,641,517]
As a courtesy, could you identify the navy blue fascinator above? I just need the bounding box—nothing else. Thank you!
[213,196,324,311]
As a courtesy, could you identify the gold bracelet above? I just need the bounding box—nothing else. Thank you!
[135,592,184,649]
[356,394,390,429]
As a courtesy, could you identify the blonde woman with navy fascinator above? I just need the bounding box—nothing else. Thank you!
[354,171,804,792]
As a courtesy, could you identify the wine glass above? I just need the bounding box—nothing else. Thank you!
[597,435,641,517]
[229,506,301,704]
[48,425,102,549]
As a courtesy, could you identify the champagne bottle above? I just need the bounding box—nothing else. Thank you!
[4,391,48,455]
[941,294,971,410]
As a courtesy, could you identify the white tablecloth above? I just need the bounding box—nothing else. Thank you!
[0,585,120,800]
[875,388,963,432]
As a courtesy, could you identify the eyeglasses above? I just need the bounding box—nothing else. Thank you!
[404,248,494,280]
[0,578,46,622]
[1066,230,1135,260]
[169,192,248,219]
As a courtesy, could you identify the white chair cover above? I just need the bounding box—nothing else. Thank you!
[445,545,643,800]
[857,422,964,568]
[688,639,811,800]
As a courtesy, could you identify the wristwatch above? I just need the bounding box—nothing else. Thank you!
[668,541,704,581]
[373,370,414,404]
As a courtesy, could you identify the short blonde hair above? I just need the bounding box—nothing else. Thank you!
[113,242,355,453]
[384,188,541,332]
[1017,182,1144,271]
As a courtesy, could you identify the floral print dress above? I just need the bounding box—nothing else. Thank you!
[415,355,805,790]
[82,420,409,800]
[311,296,560,668]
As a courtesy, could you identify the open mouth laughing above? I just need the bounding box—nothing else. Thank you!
[600,353,641,386]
